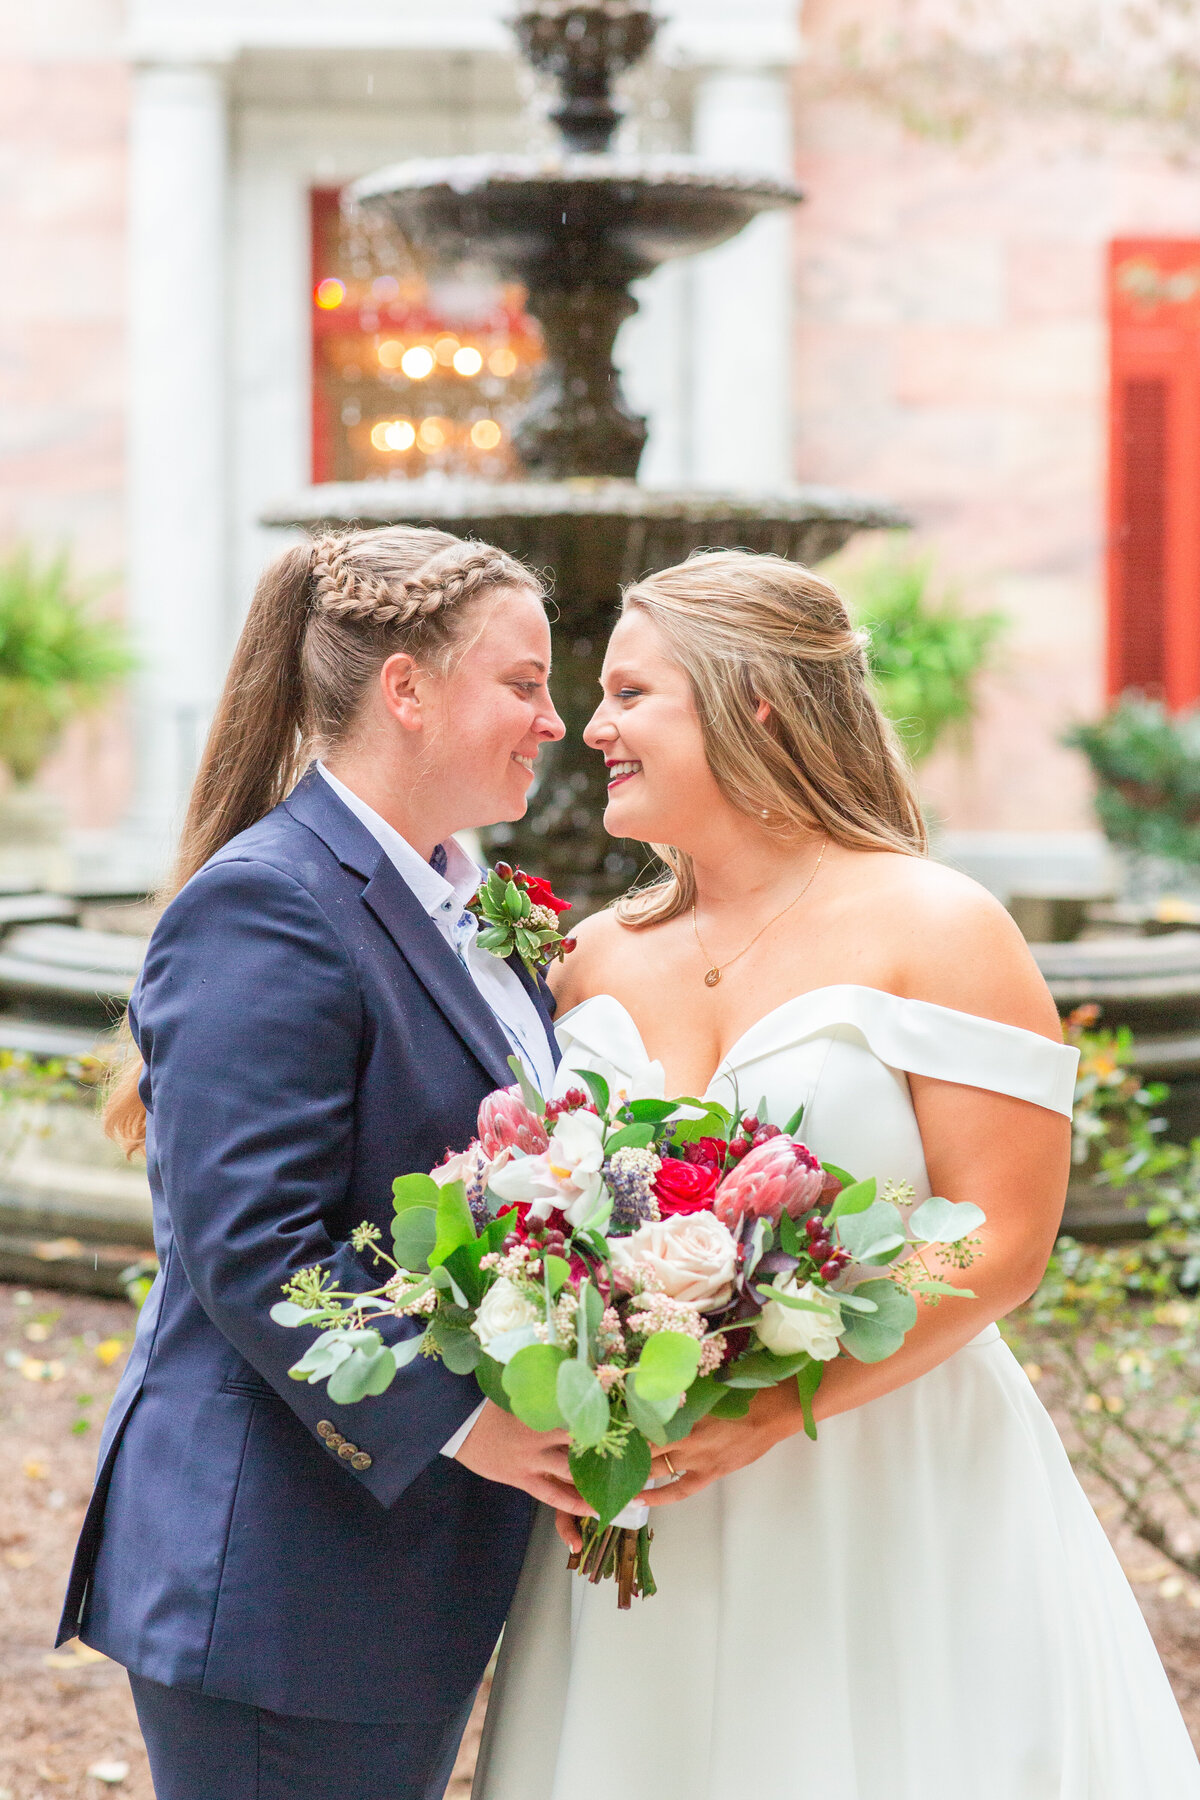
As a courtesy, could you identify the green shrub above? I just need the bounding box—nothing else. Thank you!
[0,545,135,784]
[833,543,1004,762]
[1064,693,1200,866]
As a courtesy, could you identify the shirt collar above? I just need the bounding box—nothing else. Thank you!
[316,762,480,919]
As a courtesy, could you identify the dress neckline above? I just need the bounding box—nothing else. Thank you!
[555,984,1068,1101]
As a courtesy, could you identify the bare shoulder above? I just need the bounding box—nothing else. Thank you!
[546,904,628,1013]
[861,854,1061,1042]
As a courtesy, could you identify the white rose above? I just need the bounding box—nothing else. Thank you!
[755,1277,844,1360]
[487,1109,607,1227]
[471,1277,540,1359]
[609,1212,739,1312]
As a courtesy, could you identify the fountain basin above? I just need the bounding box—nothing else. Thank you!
[352,155,802,278]
[264,476,903,627]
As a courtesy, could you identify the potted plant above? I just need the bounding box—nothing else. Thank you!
[832,543,1005,763]
[0,545,134,881]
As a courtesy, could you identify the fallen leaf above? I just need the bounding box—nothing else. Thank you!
[94,1339,124,1367]
[23,1457,47,1480]
[88,1762,130,1785]
[1127,1559,1172,1584]
[4,1548,36,1569]
[1160,1575,1185,1600]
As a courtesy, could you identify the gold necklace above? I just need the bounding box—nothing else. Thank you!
[691,838,828,988]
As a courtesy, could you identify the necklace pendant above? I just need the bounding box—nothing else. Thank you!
[704,967,722,988]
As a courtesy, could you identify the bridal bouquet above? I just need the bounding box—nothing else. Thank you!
[273,1060,985,1606]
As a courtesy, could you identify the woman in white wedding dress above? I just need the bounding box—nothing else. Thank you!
[473,550,1200,1800]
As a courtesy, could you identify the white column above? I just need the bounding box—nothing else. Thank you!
[687,66,794,491]
[127,61,230,854]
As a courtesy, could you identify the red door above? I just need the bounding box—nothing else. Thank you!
[1108,239,1200,707]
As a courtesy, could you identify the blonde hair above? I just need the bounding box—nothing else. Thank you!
[613,549,926,928]
[106,526,542,1156]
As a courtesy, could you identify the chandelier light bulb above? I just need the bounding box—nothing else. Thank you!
[400,345,436,379]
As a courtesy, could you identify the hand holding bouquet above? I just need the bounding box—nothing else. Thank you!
[274,1059,985,1606]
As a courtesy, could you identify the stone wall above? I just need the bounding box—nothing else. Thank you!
[0,0,131,829]
[793,0,1200,839]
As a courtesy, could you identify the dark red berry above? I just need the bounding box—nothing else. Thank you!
[727,1139,749,1161]
[819,1259,841,1281]
[741,1115,760,1136]
[495,861,514,881]
[805,1217,823,1238]
[752,1123,782,1146]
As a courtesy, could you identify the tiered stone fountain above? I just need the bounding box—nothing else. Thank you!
[264,0,901,897]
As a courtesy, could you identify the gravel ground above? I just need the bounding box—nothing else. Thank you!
[1,1281,1196,1800]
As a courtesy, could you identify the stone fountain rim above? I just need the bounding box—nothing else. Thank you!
[350,153,802,207]
[261,476,906,532]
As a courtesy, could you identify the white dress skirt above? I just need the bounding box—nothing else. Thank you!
[472,988,1200,1800]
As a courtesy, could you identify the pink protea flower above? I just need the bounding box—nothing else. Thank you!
[477,1084,550,1160]
[712,1136,826,1228]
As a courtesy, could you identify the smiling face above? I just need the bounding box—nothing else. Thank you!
[584,606,727,848]
[431,584,564,830]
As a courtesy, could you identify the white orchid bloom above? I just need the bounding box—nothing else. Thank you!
[486,1108,607,1227]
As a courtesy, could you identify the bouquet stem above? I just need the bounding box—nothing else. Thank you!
[567,1519,656,1607]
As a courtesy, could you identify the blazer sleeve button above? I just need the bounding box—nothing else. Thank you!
[316,1421,335,1439]
[337,1442,358,1459]
[351,1451,372,1471]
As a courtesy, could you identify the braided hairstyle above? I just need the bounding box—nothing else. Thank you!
[105,525,542,1156]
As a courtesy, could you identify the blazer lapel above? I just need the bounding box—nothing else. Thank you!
[284,768,518,1092]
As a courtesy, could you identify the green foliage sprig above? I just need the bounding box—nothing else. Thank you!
[0,545,135,784]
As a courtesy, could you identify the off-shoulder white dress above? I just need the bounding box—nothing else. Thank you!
[472,987,1200,1800]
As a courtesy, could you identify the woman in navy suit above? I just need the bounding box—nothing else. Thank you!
[58,527,583,1798]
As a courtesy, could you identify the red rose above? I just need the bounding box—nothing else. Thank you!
[682,1137,728,1170]
[522,873,572,915]
[654,1156,718,1217]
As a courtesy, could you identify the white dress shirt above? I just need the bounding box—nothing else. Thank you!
[317,763,556,1457]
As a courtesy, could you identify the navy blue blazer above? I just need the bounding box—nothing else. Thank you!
[58,769,556,1723]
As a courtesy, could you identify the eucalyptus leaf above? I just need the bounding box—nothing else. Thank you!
[328,1339,397,1403]
[632,1331,702,1406]
[838,1278,918,1363]
[827,1177,877,1223]
[473,1352,512,1411]
[502,1342,568,1430]
[753,1283,840,1316]
[392,1330,428,1370]
[721,1346,816,1388]
[835,1200,907,1265]
[392,1172,441,1214]
[570,1432,652,1530]
[270,1301,318,1328]
[544,1254,572,1296]
[481,1322,541,1365]
[431,1321,482,1375]
[909,1195,986,1244]
[662,1373,725,1441]
[834,1289,879,1314]
[709,1387,753,1419]
[557,1360,611,1449]
[391,1205,437,1270]
[625,1375,674,1445]
[912,1278,976,1299]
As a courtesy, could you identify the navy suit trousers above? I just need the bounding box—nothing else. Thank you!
[128,1672,477,1800]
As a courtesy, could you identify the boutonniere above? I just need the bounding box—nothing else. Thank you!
[467,860,576,976]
